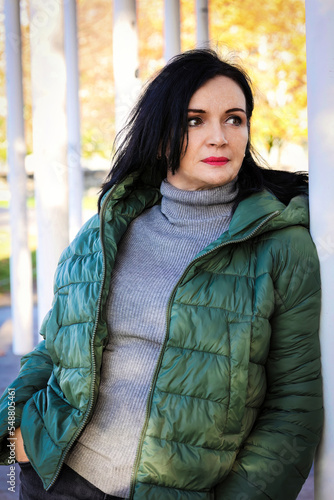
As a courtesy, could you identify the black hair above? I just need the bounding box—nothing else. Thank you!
[98,49,307,210]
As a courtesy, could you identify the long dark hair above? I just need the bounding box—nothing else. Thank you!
[98,49,307,210]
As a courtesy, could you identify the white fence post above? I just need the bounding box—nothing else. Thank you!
[64,0,83,241]
[196,0,209,48]
[113,0,140,134]
[4,0,33,354]
[29,0,69,327]
[305,1,334,498]
[164,0,181,62]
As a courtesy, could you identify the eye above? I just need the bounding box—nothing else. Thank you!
[226,115,242,126]
[188,116,203,127]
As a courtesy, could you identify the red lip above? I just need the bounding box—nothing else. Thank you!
[202,157,230,166]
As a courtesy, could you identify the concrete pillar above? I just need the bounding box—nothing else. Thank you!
[305,1,334,498]
[196,0,209,48]
[64,0,83,241]
[29,0,69,327]
[113,0,140,134]
[164,0,181,62]
[4,0,33,354]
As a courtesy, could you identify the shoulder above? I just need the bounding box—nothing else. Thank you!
[53,214,103,293]
[262,223,317,259]
[260,192,317,272]
[264,226,321,313]
[249,192,321,311]
[58,214,101,263]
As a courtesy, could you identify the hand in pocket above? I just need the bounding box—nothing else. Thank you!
[14,427,29,463]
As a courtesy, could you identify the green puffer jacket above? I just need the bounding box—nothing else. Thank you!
[0,173,322,499]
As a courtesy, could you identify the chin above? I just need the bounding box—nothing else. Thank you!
[199,177,235,190]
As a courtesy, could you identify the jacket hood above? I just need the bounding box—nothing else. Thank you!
[228,189,309,239]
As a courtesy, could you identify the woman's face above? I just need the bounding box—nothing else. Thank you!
[167,75,249,191]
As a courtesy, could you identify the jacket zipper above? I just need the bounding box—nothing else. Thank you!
[46,187,117,491]
[128,210,280,499]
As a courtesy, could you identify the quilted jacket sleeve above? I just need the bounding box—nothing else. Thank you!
[215,230,323,500]
[0,334,53,464]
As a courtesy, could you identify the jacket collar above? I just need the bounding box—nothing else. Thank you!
[101,173,309,242]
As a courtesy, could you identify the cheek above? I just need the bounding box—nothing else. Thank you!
[182,142,197,167]
[186,130,204,152]
[236,133,249,154]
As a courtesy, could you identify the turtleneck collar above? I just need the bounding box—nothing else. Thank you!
[160,178,238,222]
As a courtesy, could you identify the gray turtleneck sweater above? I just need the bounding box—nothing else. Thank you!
[65,178,238,497]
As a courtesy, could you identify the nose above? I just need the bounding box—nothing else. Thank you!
[207,122,228,147]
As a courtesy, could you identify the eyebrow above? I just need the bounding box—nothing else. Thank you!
[187,108,206,113]
[187,107,246,114]
[226,107,247,114]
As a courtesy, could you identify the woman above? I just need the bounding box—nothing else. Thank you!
[0,49,322,500]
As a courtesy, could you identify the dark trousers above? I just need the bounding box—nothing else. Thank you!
[19,462,125,500]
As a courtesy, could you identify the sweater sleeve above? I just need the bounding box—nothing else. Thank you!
[215,232,323,500]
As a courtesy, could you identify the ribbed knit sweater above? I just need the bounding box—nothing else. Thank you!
[65,178,238,497]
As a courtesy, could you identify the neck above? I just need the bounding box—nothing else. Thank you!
[160,178,238,222]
